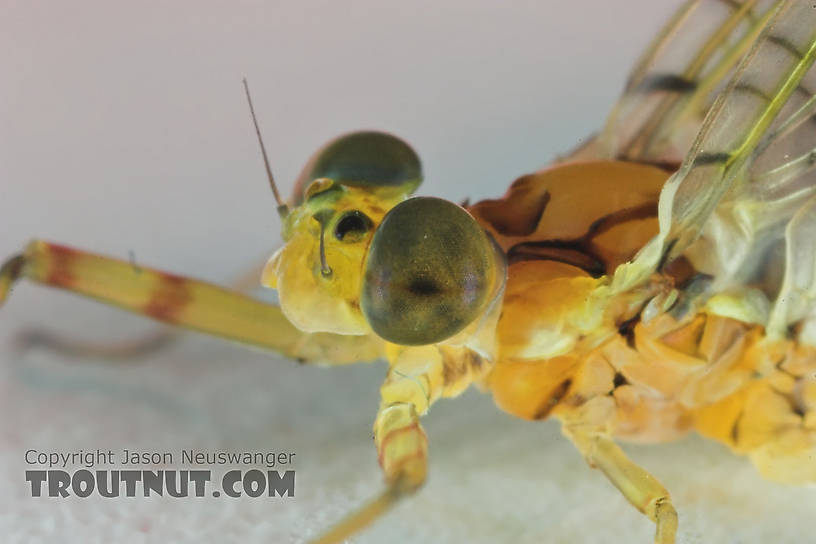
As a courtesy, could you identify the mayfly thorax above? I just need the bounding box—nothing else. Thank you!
[3,1,816,543]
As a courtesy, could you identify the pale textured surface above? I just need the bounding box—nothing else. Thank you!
[1,1,815,543]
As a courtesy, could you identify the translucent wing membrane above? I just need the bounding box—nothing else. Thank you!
[663,1,816,254]
[612,0,816,343]
[598,0,782,166]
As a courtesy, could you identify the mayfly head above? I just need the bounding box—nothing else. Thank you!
[259,131,505,344]
[260,131,424,335]
[243,85,503,343]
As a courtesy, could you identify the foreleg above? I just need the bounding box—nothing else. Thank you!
[1,240,382,364]
[12,255,268,360]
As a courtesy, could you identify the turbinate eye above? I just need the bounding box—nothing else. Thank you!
[361,197,496,346]
[334,211,373,242]
[292,131,422,204]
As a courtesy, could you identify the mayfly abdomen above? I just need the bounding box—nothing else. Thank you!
[492,299,816,483]
[605,299,816,473]
[688,316,816,484]
[628,311,816,484]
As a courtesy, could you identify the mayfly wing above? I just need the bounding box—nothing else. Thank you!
[612,1,816,331]
[590,0,783,166]
[656,0,816,265]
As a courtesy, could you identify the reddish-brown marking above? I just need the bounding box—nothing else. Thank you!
[507,200,659,277]
[441,351,460,385]
[630,159,681,173]
[663,255,696,287]
[143,273,193,324]
[583,201,658,239]
[532,378,573,420]
[44,243,80,288]
[376,422,426,467]
[384,450,428,482]
[441,348,485,386]
[1,254,24,281]
[729,408,745,445]
[471,180,551,237]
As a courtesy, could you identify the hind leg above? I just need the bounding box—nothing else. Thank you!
[561,398,677,544]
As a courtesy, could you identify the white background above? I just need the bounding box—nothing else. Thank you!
[2,1,814,542]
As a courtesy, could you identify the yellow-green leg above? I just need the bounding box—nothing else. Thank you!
[1,240,383,365]
[311,346,445,543]
[565,426,678,544]
[11,254,268,360]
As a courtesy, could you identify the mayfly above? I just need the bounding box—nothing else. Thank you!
[3,1,816,542]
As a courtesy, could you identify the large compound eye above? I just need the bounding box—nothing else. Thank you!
[293,131,422,203]
[361,197,496,345]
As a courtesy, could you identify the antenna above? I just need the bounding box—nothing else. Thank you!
[243,78,287,215]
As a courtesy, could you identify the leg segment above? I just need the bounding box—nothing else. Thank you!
[565,426,678,544]
[311,402,428,544]
[311,346,446,544]
[1,240,383,364]
[11,255,268,360]
[374,402,428,491]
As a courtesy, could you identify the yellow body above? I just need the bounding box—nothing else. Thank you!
[5,157,812,544]
[472,160,816,485]
[4,2,816,543]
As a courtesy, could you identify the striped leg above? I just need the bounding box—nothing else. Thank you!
[0,240,383,365]
[311,345,445,544]
[12,255,268,361]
